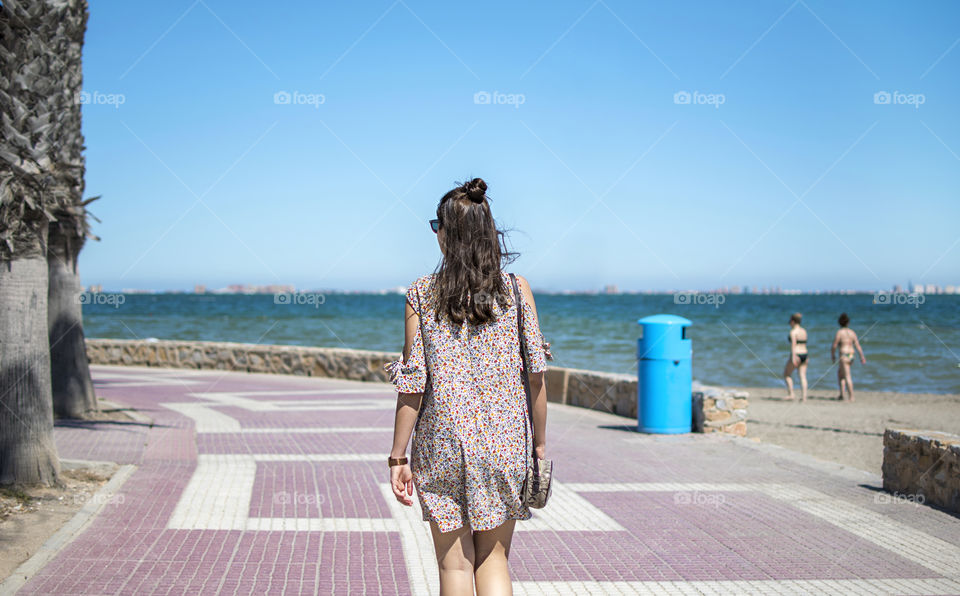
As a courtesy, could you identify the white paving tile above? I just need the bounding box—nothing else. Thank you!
[513,579,960,595]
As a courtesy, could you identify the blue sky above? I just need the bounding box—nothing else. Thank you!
[78,0,960,292]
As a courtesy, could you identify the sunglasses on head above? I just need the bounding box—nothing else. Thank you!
[429,219,441,233]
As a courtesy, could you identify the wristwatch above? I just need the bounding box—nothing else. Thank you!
[388,456,408,467]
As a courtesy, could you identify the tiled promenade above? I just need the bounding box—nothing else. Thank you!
[6,364,960,595]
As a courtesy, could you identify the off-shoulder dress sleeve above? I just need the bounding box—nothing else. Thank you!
[383,280,428,394]
[518,279,548,374]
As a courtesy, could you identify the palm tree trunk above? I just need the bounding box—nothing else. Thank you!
[0,228,62,488]
[48,227,97,419]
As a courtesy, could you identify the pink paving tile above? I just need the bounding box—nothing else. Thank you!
[250,461,392,519]
[212,389,392,400]
[510,531,685,581]
[579,490,943,581]
[197,431,391,455]
[214,405,396,429]
[54,419,150,465]
[20,530,410,596]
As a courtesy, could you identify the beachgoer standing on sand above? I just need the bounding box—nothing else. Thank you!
[783,312,809,402]
[384,177,552,595]
[831,312,866,402]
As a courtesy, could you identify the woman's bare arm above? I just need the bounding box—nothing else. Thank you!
[390,300,423,459]
[853,331,866,363]
[517,275,547,457]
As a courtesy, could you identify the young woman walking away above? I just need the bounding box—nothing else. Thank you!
[832,312,866,402]
[385,178,551,595]
[783,312,809,402]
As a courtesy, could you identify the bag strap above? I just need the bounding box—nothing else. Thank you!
[414,283,429,423]
[509,273,539,475]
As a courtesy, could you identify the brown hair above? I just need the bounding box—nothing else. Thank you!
[790,312,802,325]
[431,178,517,326]
[838,312,850,327]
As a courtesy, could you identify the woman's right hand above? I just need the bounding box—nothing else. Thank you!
[535,444,546,460]
[390,464,414,506]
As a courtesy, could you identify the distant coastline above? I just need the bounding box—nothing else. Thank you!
[81,285,958,296]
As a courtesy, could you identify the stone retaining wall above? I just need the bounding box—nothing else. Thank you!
[85,338,747,435]
[85,338,397,382]
[692,384,749,437]
[882,429,960,513]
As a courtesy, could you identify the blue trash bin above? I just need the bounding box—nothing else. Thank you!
[637,314,692,433]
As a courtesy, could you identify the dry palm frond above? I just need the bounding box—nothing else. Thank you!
[0,0,91,260]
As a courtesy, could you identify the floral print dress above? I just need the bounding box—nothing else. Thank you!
[384,271,548,533]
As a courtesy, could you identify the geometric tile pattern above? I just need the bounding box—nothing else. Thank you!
[5,365,959,595]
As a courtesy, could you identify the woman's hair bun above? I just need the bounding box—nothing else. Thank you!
[463,178,487,203]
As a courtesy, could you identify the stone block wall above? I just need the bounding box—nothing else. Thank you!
[564,368,639,419]
[882,428,960,513]
[85,338,397,382]
[692,384,749,437]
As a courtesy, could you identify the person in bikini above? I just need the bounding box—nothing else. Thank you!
[831,312,866,402]
[783,312,809,402]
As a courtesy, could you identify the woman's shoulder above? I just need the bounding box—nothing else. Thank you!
[505,272,537,299]
[501,271,531,286]
[405,273,435,308]
[407,272,436,289]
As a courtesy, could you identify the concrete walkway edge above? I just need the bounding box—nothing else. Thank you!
[0,462,139,596]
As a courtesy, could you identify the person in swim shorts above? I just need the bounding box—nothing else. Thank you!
[831,312,866,402]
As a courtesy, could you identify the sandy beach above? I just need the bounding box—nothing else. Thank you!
[730,385,960,476]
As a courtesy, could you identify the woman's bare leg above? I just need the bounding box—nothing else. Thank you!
[837,365,846,400]
[429,519,475,596]
[843,361,855,402]
[798,361,808,403]
[783,360,795,400]
[473,519,516,596]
